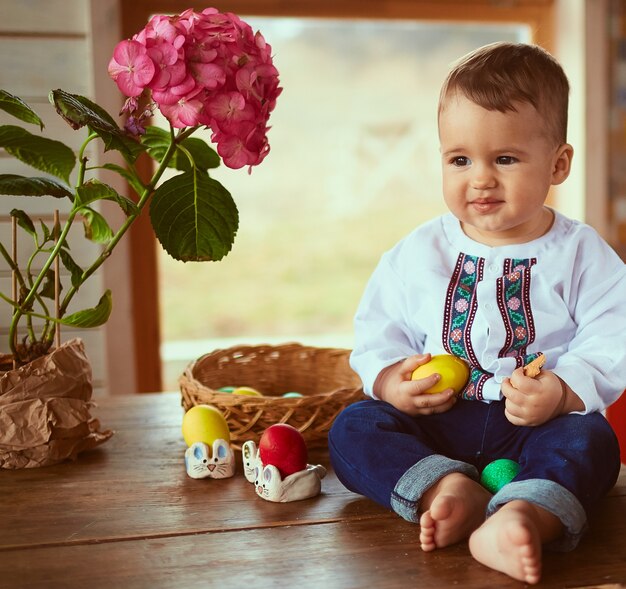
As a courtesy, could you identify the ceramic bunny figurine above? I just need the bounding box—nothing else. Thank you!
[254,463,327,502]
[242,440,262,483]
[184,439,235,480]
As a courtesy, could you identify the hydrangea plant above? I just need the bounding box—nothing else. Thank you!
[0,8,281,365]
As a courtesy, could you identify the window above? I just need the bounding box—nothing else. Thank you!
[159,18,530,389]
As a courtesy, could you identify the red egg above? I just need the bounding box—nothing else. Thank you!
[258,424,308,478]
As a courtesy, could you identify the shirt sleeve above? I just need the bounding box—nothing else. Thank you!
[551,229,626,413]
[349,251,426,397]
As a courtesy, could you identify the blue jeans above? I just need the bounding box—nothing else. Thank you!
[328,399,621,551]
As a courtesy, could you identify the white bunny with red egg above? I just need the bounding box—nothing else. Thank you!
[244,424,326,502]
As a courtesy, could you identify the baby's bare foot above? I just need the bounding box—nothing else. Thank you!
[469,500,543,584]
[419,473,491,551]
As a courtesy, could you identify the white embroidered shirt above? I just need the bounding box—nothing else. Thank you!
[350,210,626,413]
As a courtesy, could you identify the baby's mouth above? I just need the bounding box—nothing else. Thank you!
[470,198,503,212]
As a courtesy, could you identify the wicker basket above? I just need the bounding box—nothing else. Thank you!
[179,343,365,449]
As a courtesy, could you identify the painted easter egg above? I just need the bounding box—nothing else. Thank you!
[480,459,521,493]
[259,424,308,478]
[182,404,230,447]
[232,386,263,397]
[411,354,470,394]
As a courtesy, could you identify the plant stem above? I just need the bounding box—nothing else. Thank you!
[56,126,197,321]
[8,210,77,356]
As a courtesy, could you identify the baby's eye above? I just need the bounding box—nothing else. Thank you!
[451,156,470,167]
[496,155,517,165]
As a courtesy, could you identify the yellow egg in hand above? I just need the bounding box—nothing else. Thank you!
[411,354,470,394]
[182,404,230,447]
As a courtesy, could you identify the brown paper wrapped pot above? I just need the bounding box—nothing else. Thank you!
[0,338,113,469]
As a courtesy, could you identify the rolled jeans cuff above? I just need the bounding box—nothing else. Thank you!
[391,454,479,523]
[487,479,587,552]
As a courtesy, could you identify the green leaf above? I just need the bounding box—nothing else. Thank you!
[49,90,144,163]
[0,173,73,199]
[10,208,36,237]
[0,90,44,129]
[149,170,238,262]
[39,269,58,300]
[0,125,76,183]
[178,137,220,171]
[40,219,51,242]
[59,249,83,287]
[80,206,114,243]
[58,289,112,328]
[101,163,146,196]
[142,127,220,172]
[76,178,138,216]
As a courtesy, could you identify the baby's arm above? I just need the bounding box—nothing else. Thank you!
[501,368,584,427]
[373,354,457,416]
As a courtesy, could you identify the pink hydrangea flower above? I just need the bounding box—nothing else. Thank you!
[108,40,156,97]
[109,8,281,170]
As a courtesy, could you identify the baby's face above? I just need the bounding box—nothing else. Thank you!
[438,92,572,246]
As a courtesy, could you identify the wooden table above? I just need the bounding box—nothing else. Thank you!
[1,393,625,589]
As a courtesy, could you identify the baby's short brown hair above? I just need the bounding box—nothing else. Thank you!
[438,42,569,145]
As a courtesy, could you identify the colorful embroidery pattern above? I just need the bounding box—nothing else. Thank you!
[441,254,541,400]
[462,367,491,400]
[442,254,484,368]
[496,258,537,367]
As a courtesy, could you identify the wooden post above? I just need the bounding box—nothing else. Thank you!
[54,210,61,349]
[11,216,17,369]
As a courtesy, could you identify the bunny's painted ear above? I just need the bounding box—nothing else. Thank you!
[209,438,235,479]
[194,443,207,461]
[242,440,257,461]
[213,439,229,460]
[242,440,261,483]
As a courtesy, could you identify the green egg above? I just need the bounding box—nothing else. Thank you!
[480,459,521,494]
[217,386,236,393]
[282,392,303,398]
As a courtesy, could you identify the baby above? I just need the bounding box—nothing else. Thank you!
[329,42,626,584]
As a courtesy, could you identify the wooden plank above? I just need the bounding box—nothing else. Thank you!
[0,38,91,97]
[0,0,88,34]
[0,394,385,549]
[0,496,624,589]
[1,394,625,588]
[0,437,384,549]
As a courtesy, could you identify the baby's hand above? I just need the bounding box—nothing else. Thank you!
[501,368,565,426]
[375,354,457,416]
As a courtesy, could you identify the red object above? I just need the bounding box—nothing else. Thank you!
[259,424,308,478]
[607,392,626,465]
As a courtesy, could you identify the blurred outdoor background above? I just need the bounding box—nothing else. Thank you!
[158,18,529,390]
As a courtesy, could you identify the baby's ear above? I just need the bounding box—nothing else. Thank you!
[551,143,573,185]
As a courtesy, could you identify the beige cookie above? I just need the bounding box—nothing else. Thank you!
[523,353,546,378]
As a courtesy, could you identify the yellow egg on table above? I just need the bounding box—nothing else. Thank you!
[232,386,263,397]
[182,404,230,447]
[411,354,470,394]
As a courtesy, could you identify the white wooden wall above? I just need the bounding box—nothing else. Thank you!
[0,0,126,395]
